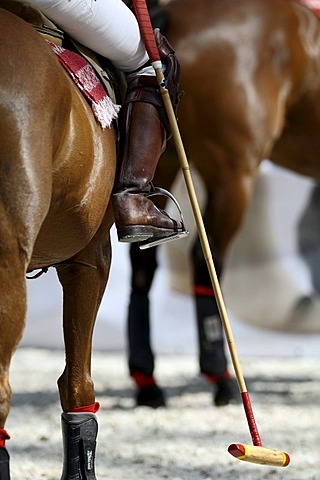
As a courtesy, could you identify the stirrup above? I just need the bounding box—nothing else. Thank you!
[139,187,189,250]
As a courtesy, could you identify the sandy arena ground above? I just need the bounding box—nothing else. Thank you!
[5,348,320,480]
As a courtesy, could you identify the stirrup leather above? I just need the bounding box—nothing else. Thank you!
[139,186,189,250]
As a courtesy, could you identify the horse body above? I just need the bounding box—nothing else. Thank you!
[1,10,116,269]
[0,6,116,471]
[127,0,320,407]
[166,0,320,256]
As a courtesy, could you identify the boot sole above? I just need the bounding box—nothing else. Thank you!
[117,225,183,243]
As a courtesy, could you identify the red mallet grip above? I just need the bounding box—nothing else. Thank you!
[132,0,161,64]
[241,392,262,446]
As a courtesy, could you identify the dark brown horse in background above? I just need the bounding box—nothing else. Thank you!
[127,0,320,408]
[0,3,117,478]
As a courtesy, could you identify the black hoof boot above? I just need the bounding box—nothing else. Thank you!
[136,384,166,408]
[214,378,240,407]
[0,447,10,480]
[60,412,98,480]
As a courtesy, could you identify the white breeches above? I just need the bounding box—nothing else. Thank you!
[31,0,150,72]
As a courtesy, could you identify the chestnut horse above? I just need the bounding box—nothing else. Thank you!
[0,4,118,478]
[127,0,320,407]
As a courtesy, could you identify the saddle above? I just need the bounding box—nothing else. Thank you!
[0,0,63,43]
[0,0,123,109]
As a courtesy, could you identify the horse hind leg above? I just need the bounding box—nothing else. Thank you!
[57,260,101,480]
[57,259,101,480]
[55,230,113,479]
[0,227,29,479]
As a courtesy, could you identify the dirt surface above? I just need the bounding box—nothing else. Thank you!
[5,348,320,480]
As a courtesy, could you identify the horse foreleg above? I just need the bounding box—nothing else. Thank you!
[55,233,111,480]
[191,226,239,406]
[127,243,165,408]
[193,167,257,406]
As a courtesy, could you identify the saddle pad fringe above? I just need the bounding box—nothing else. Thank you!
[300,0,320,15]
[48,41,121,129]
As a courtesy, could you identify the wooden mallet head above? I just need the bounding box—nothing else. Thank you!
[228,444,290,467]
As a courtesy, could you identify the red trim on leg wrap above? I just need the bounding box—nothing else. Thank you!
[0,429,10,448]
[205,371,231,384]
[67,401,100,414]
[193,285,215,297]
[131,371,156,387]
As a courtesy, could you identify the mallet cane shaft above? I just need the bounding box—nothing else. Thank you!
[132,0,290,468]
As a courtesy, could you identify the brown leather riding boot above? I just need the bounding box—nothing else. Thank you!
[112,30,187,246]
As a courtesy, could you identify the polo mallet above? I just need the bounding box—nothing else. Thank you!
[132,0,290,468]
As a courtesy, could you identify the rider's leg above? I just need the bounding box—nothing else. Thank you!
[32,0,184,242]
[112,30,183,242]
[30,0,147,71]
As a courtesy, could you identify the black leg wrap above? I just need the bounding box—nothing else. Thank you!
[196,296,227,377]
[0,447,10,480]
[128,292,154,376]
[130,243,158,294]
[60,412,98,480]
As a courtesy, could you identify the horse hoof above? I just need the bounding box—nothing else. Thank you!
[136,384,166,408]
[0,447,10,480]
[214,378,240,407]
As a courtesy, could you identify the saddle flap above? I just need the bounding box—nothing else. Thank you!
[0,0,64,44]
[1,0,122,115]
